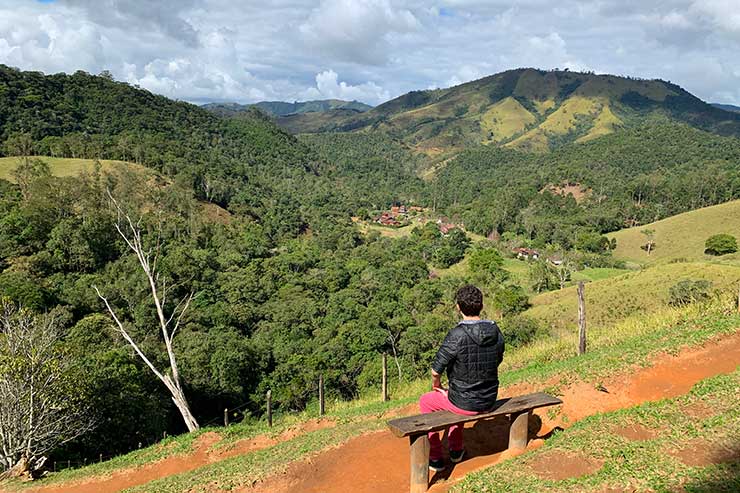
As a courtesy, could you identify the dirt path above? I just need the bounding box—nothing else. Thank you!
[245,331,740,493]
[18,419,334,493]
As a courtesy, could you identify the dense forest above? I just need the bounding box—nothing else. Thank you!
[433,122,740,247]
[1,65,739,469]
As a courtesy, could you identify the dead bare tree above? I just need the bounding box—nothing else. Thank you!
[0,301,91,479]
[93,191,199,432]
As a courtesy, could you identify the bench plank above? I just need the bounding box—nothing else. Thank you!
[387,391,562,438]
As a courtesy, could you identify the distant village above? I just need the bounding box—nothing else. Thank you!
[374,204,461,236]
[372,204,564,265]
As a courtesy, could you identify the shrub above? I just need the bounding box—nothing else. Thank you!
[499,315,544,348]
[492,285,531,316]
[704,234,737,256]
[668,279,713,306]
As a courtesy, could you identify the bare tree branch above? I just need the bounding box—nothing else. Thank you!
[94,190,199,432]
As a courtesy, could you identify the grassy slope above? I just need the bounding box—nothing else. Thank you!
[9,297,739,493]
[0,156,232,224]
[608,200,740,265]
[525,261,740,334]
[455,369,740,493]
[0,156,150,182]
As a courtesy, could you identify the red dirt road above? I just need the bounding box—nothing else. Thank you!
[17,419,334,493]
[246,331,740,493]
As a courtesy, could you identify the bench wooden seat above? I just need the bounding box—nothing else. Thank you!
[387,391,562,493]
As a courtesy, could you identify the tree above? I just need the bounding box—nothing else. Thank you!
[11,158,50,200]
[492,285,530,316]
[704,234,737,256]
[468,247,507,281]
[93,192,199,432]
[528,260,558,293]
[0,300,91,478]
[553,256,575,289]
[640,229,656,255]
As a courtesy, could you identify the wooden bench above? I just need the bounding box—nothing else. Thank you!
[387,392,562,493]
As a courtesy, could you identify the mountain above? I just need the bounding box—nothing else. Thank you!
[202,99,372,118]
[203,99,373,134]
[712,103,740,113]
[312,68,740,157]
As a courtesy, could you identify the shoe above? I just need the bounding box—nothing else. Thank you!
[449,449,465,463]
[429,458,445,472]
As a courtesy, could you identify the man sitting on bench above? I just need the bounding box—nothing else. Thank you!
[419,284,505,471]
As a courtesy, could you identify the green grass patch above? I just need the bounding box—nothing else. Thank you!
[608,200,740,265]
[571,267,629,283]
[0,156,149,183]
[525,261,740,334]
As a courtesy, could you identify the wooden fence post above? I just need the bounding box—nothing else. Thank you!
[382,352,388,402]
[266,389,273,427]
[99,453,102,463]
[318,374,325,416]
[224,408,229,427]
[577,281,587,355]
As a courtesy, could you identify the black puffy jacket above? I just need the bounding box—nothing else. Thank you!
[431,320,505,412]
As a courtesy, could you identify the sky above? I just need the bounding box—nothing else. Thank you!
[1,0,739,106]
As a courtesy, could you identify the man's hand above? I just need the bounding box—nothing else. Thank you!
[431,369,446,391]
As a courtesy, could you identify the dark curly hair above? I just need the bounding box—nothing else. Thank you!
[456,285,483,316]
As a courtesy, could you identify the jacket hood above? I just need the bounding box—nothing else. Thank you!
[460,320,500,346]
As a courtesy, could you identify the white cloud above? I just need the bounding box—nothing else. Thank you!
[299,0,420,65]
[0,0,739,105]
[301,70,389,104]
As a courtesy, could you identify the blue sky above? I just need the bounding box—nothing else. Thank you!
[2,0,740,106]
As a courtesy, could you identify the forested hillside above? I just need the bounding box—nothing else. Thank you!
[308,68,740,157]
[0,66,462,465]
[432,123,740,244]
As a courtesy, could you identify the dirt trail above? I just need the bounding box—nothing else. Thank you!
[19,419,334,493]
[246,331,740,493]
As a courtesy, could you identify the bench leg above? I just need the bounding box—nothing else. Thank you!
[409,434,429,493]
[509,410,531,451]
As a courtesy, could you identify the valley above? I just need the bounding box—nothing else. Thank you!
[1,63,739,492]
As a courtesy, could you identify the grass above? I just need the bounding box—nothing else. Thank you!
[454,368,740,492]
[571,266,629,283]
[525,261,740,334]
[0,156,148,183]
[608,200,740,265]
[575,104,621,143]
[479,97,536,143]
[502,296,739,384]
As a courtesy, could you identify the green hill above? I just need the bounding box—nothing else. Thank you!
[608,200,740,265]
[203,99,372,118]
[712,103,740,113]
[203,99,373,135]
[313,68,740,157]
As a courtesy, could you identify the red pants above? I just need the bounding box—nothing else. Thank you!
[419,389,478,460]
